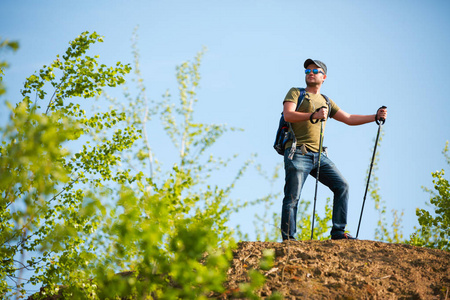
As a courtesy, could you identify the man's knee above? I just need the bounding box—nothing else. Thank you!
[333,179,349,195]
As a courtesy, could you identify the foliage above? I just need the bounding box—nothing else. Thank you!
[91,178,234,300]
[409,141,450,251]
[1,29,271,299]
[1,31,133,299]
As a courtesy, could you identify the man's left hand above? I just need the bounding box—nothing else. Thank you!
[376,107,387,121]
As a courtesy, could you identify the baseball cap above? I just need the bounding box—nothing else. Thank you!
[304,59,327,74]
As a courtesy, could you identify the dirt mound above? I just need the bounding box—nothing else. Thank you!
[218,240,450,299]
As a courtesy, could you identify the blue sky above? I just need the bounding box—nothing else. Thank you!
[2,0,450,241]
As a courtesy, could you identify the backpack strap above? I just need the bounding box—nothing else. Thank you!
[296,87,306,111]
[321,94,331,118]
[287,88,306,159]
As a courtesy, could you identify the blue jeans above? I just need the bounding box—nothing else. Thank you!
[281,147,349,240]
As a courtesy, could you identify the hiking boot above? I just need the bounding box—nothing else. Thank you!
[282,237,297,242]
[331,233,357,240]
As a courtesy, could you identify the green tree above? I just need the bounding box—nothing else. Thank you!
[409,141,450,251]
[1,31,133,299]
[1,30,268,299]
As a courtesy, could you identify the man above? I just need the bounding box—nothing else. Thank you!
[281,58,387,241]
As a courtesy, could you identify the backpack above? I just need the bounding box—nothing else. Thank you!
[273,88,331,159]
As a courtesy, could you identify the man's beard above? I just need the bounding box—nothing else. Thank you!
[306,80,320,88]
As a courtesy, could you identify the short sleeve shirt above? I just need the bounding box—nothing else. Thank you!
[283,87,340,152]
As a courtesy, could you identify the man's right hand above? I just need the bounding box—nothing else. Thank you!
[313,106,328,120]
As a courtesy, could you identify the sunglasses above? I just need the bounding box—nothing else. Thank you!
[305,69,324,75]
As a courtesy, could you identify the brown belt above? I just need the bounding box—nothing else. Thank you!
[297,145,327,155]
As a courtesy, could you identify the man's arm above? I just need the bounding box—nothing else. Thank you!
[283,102,328,122]
[333,108,387,126]
[284,102,388,125]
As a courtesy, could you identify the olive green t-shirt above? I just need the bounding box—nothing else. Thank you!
[283,87,340,152]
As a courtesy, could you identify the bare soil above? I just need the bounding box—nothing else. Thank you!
[216,240,450,300]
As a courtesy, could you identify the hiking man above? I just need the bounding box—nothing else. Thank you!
[281,58,387,241]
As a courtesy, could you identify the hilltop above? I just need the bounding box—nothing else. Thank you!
[216,240,450,299]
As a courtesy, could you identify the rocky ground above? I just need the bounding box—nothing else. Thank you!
[216,240,450,300]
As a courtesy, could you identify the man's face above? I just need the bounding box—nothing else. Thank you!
[305,63,326,86]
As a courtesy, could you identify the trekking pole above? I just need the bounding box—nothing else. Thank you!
[311,106,327,240]
[356,106,387,239]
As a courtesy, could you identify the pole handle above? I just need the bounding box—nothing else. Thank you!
[375,106,387,125]
[310,106,328,124]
